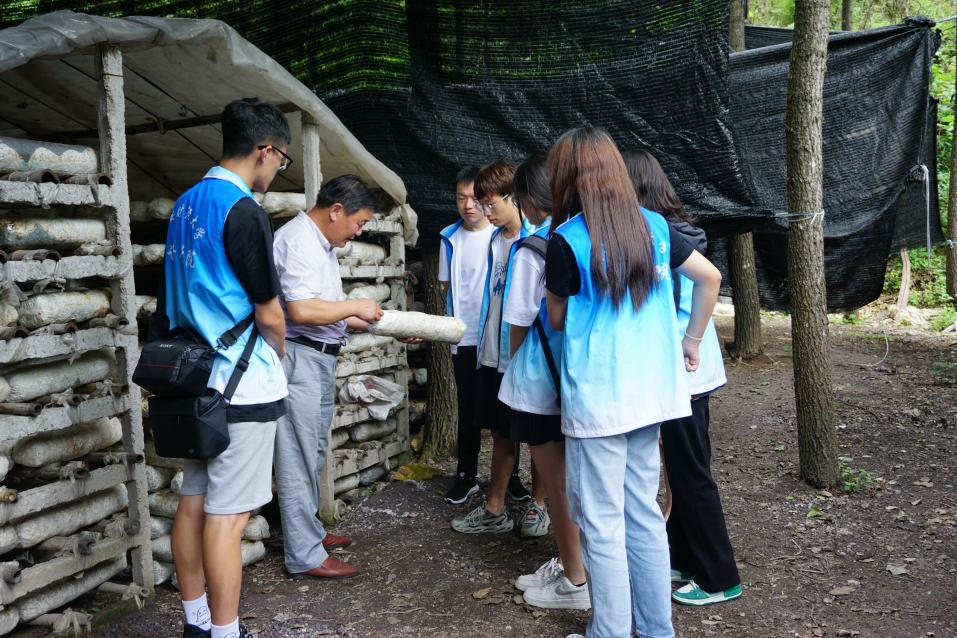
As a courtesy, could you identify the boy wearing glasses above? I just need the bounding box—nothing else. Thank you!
[450,159,537,534]
[438,166,495,504]
[166,98,290,638]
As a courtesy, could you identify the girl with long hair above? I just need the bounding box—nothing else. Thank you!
[622,150,741,607]
[498,154,589,610]
[544,127,721,638]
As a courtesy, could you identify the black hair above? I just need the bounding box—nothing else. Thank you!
[455,165,480,186]
[512,153,551,216]
[221,98,291,159]
[316,174,378,215]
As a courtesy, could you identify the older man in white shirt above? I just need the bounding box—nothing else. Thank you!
[272,175,382,579]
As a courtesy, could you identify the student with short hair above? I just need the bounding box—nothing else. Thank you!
[623,150,741,607]
[167,98,290,638]
[439,166,495,504]
[450,159,537,534]
[545,127,722,638]
[273,175,384,580]
[499,154,589,608]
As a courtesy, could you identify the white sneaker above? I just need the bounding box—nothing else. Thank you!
[566,635,585,638]
[522,576,591,610]
[514,557,563,592]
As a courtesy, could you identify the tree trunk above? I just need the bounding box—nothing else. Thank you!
[946,79,957,302]
[841,0,853,30]
[895,248,911,312]
[786,0,840,489]
[421,251,458,460]
[727,0,765,359]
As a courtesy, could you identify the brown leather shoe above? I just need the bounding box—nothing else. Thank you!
[322,531,352,550]
[298,555,359,579]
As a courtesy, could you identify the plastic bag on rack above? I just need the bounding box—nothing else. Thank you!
[338,374,404,421]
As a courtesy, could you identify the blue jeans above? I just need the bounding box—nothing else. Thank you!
[565,424,674,638]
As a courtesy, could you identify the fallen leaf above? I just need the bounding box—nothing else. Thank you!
[830,585,855,596]
[472,587,492,600]
[513,594,524,605]
[886,563,908,576]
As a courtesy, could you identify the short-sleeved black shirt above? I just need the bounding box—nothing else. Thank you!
[545,224,696,298]
[221,198,285,423]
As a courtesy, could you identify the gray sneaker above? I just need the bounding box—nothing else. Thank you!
[519,501,550,538]
[451,506,514,534]
[523,576,591,610]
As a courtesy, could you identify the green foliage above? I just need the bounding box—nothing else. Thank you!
[883,246,953,307]
[929,306,957,331]
[838,456,873,492]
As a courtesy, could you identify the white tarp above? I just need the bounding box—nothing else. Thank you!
[0,10,407,204]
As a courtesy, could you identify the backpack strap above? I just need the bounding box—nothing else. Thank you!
[520,235,548,260]
[217,313,255,349]
[223,325,259,402]
[533,316,561,396]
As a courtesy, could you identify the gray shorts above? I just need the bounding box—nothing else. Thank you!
[180,420,278,515]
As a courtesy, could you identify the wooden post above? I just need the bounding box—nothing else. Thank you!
[95,43,153,593]
[728,0,764,359]
[302,113,322,209]
[895,248,912,312]
[786,0,840,489]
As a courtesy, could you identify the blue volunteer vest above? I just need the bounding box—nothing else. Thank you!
[476,217,535,372]
[555,210,691,438]
[164,166,286,405]
[497,221,562,415]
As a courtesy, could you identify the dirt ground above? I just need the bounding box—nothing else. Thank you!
[44,316,957,638]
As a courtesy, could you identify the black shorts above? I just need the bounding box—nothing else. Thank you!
[474,366,512,439]
[509,410,564,446]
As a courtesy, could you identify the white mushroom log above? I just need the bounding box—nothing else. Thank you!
[412,368,427,386]
[148,490,179,519]
[149,516,173,540]
[152,560,175,586]
[135,295,157,319]
[0,455,10,483]
[12,418,122,467]
[143,465,176,493]
[169,470,183,495]
[242,515,271,542]
[334,241,387,262]
[340,333,394,354]
[129,201,151,223]
[345,283,391,302]
[0,605,18,634]
[333,473,360,495]
[16,555,125,623]
[0,485,128,553]
[0,303,17,327]
[349,419,397,443]
[0,351,112,403]
[369,310,465,344]
[16,291,110,330]
[131,244,165,266]
[148,198,175,220]
[330,429,350,450]
[0,137,98,177]
[359,465,386,486]
[256,192,306,218]
[0,219,106,249]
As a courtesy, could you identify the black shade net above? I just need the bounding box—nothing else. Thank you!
[1,2,944,311]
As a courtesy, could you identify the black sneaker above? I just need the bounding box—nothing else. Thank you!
[507,474,532,502]
[444,473,480,504]
[183,624,210,638]
[239,623,252,637]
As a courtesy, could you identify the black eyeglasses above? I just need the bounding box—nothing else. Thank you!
[258,145,293,172]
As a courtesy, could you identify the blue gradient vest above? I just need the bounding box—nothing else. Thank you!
[476,217,535,372]
[497,221,562,415]
[675,274,726,395]
[164,166,287,405]
[555,210,690,437]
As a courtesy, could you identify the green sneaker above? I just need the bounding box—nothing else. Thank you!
[670,569,696,584]
[519,501,550,538]
[672,580,742,606]
[451,506,514,534]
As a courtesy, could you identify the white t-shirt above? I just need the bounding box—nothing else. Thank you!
[478,231,520,369]
[502,245,545,328]
[438,224,493,349]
